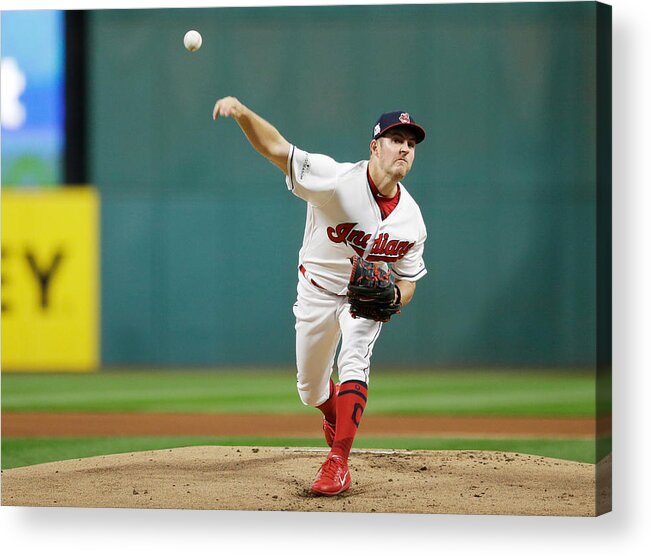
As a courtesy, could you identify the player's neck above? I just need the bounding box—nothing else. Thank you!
[367,162,400,198]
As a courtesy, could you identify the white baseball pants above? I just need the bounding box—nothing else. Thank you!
[293,270,383,407]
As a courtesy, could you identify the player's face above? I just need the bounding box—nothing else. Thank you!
[373,128,417,180]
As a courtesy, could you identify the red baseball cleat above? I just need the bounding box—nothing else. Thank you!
[310,454,351,496]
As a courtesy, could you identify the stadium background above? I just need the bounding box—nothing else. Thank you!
[1,3,610,473]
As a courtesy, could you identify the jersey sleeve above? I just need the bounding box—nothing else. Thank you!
[285,146,339,207]
[391,220,427,282]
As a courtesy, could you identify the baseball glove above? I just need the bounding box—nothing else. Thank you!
[347,256,401,323]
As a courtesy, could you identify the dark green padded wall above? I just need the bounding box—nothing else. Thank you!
[89,3,600,366]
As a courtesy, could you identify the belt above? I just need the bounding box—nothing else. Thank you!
[299,264,327,291]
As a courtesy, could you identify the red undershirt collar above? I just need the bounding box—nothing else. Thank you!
[367,168,401,220]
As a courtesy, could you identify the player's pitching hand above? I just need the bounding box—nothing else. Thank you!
[212,96,244,121]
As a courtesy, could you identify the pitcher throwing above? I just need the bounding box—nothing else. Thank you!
[212,97,428,496]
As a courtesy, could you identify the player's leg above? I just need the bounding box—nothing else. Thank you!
[310,307,382,496]
[331,310,381,460]
[293,277,341,411]
[317,379,338,446]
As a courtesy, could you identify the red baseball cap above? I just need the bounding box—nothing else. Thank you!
[372,111,426,144]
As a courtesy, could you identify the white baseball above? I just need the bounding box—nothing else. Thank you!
[183,30,202,52]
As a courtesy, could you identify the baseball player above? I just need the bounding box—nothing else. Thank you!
[212,97,427,496]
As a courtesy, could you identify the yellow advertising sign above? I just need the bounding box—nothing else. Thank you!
[1,188,99,371]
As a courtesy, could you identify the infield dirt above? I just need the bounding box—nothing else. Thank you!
[1,411,609,438]
[1,445,611,516]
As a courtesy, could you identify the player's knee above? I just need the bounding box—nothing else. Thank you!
[296,387,320,407]
[296,382,327,407]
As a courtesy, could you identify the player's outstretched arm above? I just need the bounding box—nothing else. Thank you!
[212,96,291,175]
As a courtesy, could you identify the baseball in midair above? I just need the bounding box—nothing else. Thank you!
[183,30,202,52]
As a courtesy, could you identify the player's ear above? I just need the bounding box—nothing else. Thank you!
[370,139,379,156]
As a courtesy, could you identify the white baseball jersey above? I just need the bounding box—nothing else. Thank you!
[285,145,427,295]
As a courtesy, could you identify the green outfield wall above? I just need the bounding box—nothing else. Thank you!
[89,3,607,366]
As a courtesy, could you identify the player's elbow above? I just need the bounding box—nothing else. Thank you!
[266,138,290,160]
[263,139,291,174]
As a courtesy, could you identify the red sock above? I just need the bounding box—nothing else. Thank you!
[330,380,368,461]
[316,379,337,424]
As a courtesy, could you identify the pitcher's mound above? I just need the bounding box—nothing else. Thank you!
[1,446,610,516]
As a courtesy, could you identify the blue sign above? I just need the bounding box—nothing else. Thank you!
[1,10,65,186]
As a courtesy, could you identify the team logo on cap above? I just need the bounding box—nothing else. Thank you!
[373,123,381,137]
[399,113,411,124]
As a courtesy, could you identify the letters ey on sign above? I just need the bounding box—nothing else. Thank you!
[1,188,100,372]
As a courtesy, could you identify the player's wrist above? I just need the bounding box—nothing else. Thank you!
[231,102,246,120]
[394,284,402,305]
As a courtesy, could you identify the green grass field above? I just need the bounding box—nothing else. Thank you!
[1,368,610,469]
[2,368,604,415]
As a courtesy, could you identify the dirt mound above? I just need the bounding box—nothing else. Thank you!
[1,446,610,516]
